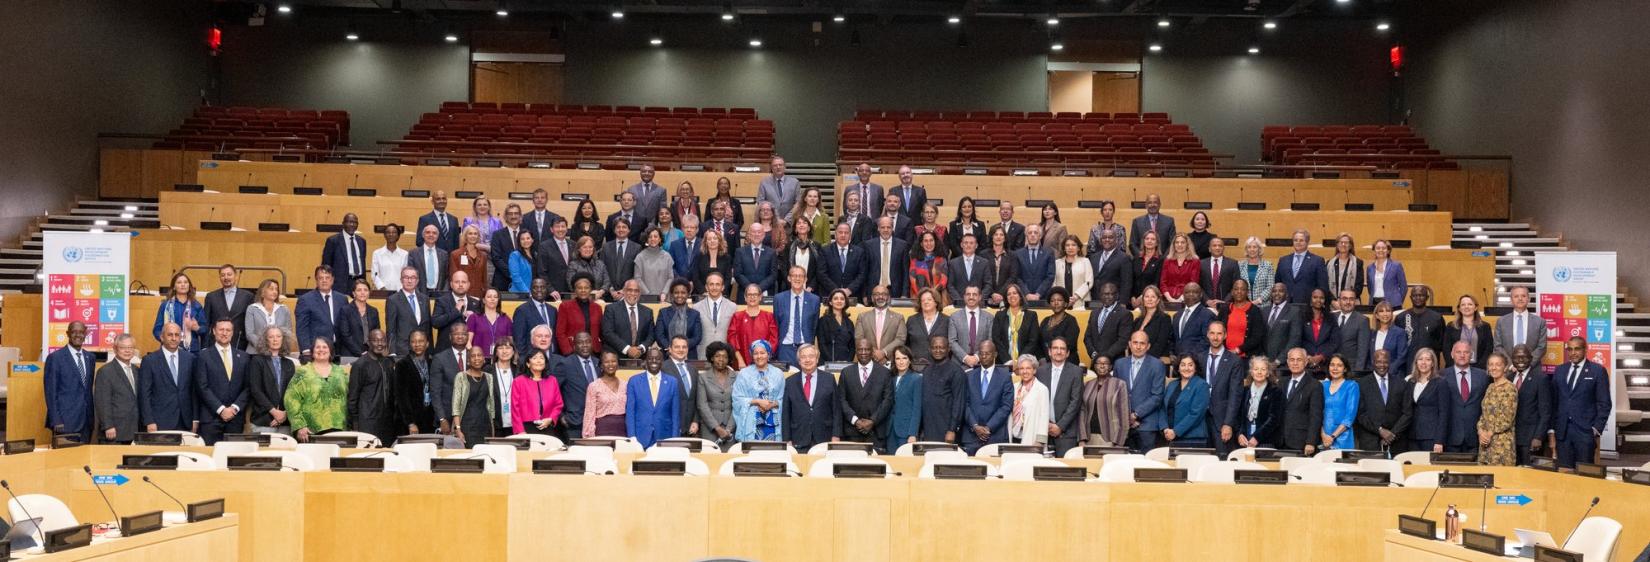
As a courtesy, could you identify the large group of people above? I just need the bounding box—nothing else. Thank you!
[37,159,1614,469]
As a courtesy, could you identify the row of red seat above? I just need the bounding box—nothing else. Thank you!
[397,103,777,156]
[853,110,1174,123]
[157,106,351,150]
[440,101,757,118]
[838,110,1211,166]
[1260,124,1431,164]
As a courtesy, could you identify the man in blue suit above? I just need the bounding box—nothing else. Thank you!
[960,341,1012,454]
[1172,283,1216,356]
[558,332,600,442]
[653,280,703,359]
[43,321,95,442]
[512,278,558,355]
[1274,229,1329,304]
[1120,331,1168,451]
[295,265,350,363]
[1444,340,1490,454]
[772,266,820,366]
[820,223,867,299]
[624,348,680,448]
[1016,224,1055,300]
[666,218,703,280]
[319,213,369,284]
[139,323,198,432]
[1203,321,1246,456]
[1553,336,1613,468]
[734,223,778,295]
[783,345,842,451]
[415,191,461,252]
[195,319,250,444]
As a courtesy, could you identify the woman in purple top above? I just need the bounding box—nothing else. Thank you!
[463,196,504,252]
[466,288,514,358]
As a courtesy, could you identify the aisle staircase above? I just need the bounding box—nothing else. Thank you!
[0,199,159,293]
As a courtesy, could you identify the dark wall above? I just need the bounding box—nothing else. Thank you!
[1403,0,1650,293]
[0,0,209,239]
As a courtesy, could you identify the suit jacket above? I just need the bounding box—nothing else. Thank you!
[430,293,481,351]
[601,300,657,356]
[245,353,296,427]
[886,184,927,218]
[321,231,370,280]
[488,226,525,290]
[1511,369,1556,448]
[1278,374,1325,451]
[839,362,895,440]
[194,344,250,422]
[838,215,875,247]
[666,237,702,280]
[1366,260,1408,305]
[520,208,564,246]
[860,236,911,298]
[948,308,995,360]
[1128,213,1175,256]
[691,297,735,358]
[1235,382,1283,445]
[512,298,558,355]
[844,182,885,222]
[600,239,642,290]
[1443,367,1490,448]
[204,287,255,350]
[757,175,802,221]
[406,244,451,294]
[820,243,868,297]
[1259,302,1304,362]
[961,365,1013,445]
[138,349,198,430]
[662,358,702,432]
[1203,350,1246,431]
[779,244,825,296]
[653,306,703,359]
[990,308,1040,361]
[1089,249,1134,302]
[854,308,907,359]
[558,353,599,430]
[294,290,349,353]
[1553,361,1612,437]
[990,222,1027,252]
[784,369,843,450]
[1333,311,1372,372]
[1396,308,1446,363]
[772,291,820,350]
[429,347,467,421]
[534,236,576,293]
[336,305,381,357]
[1200,256,1240,302]
[43,346,96,440]
[624,372,680,448]
[1073,305,1124,368]
[1409,378,1452,447]
[1353,372,1413,451]
[1273,252,1330,306]
[1171,304,1216,357]
[1444,322,1496,370]
[625,182,669,228]
[1036,362,1086,437]
[384,290,433,358]
[1016,246,1056,297]
[1366,328,1411,379]
[93,361,141,441]
[1494,311,1547,356]
[605,210,647,243]
[944,254,994,304]
[416,210,462,252]
[734,245,778,295]
[1119,355,1168,431]
[1217,302,1267,359]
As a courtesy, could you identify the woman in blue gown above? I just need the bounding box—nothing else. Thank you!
[1321,354,1361,450]
[732,340,786,442]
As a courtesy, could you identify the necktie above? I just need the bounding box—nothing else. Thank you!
[980,369,990,396]
[1129,359,1141,386]
[789,295,801,344]
[1270,305,1282,325]
[1339,313,1348,327]
[1378,375,1389,403]
[1208,353,1219,382]
[1569,364,1580,389]
[537,302,549,326]
[408,293,421,323]
[678,362,692,393]
[711,300,720,328]
[880,241,892,285]
[561,240,570,261]
[1098,306,1111,331]
[968,311,978,352]
[1287,378,1298,398]
[123,363,135,389]
[425,248,437,289]
[1179,306,1192,336]
[1515,314,1526,346]
[220,346,233,380]
[226,288,236,305]
[860,365,870,386]
[903,187,912,213]
[648,374,660,403]
[874,310,885,344]
[583,357,595,383]
[1029,248,1037,264]
[322,293,333,325]
[840,248,848,273]
[73,350,86,386]
[1293,253,1303,276]
[1212,259,1220,284]
[508,228,518,251]
[1458,371,1470,400]
[629,305,639,344]
[536,211,545,239]
[965,257,973,279]
[168,352,178,385]
[1149,215,1157,235]
[1047,365,1059,412]
[1515,372,1524,390]
[437,213,447,235]
[754,247,760,264]
[803,373,814,405]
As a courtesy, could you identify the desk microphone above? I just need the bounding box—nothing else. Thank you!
[456,453,497,464]
[1559,497,1600,550]
[1416,470,1448,519]
[1,480,42,543]
[584,470,616,475]
[83,466,123,527]
[140,476,186,512]
[1479,482,1491,531]
[356,451,396,459]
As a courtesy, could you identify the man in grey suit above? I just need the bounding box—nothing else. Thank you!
[1128,193,1176,256]
[624,164,668,227]
[1036,337,1086,455]
[944,234,994,304]
[93,334,142,443]
[691,272,735,359]
[1259,282,1303,363]
[384,266,432,358]
[949,286,994,369]
[756,156,800,221]
[429,323,470,434]
[1333,289,1373,372]
[844,163,883,223]
[1494,286,1547,356]
[406,225,450,294]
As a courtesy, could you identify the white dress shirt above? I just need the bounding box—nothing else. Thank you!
[371,246,409,291]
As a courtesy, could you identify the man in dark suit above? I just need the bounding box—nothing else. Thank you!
[245,324,296,435]
[196,319,250,444]
[602,280,656,359]
[295,265,349,362]
[487,203,525,291]
[839,338,894,450]
[1274,229,1330,305]
[93,335,141,443]
[784,345,842,450]
[384,266,432,358]
[1172,284,1216,357]
[512,278,558,355]
[1085,284,1132,365]
[1017,224,1055,300]
[1121,332,1168,450]
[600,221,642,292]
[944,234,993,304]
[919,335,966,443]
[1396,285,1446,363]
[429,323,470,435]
[820,223,868,298]
[1278,348,1325,454]
[430,270,481,352]
[837,197,875,247]
[989,200,1027,252]
[42,321,95,443]
[1259,283,1303,362]
[861,216,911,300]
[1128,194,1175,256]
[559,332,600,441]
[660,335,701,437]
[534,218,576,295]
[877,195,916,243]
[844,163,884,222]
[1353,350,1413,452]
[960,341,1012,454]
[1508,345,1555,466]
[1443,341,1490,454]
[1036,337,1086,455]
[1552,337,1612,468]
[734,223,778,295]
[1202,322,1246,456]
[407,225,450,294]
[139,323,198,433]
[204,264,254,350]
[1333,289,1373,372]
[415,191,461,252]
[888,165,928,218]
[1089,229,1133,304]
[705,199,743,251]
[666,219,703,280]
[1199,238,1239,303]
[320,213,369,284]
[606,191,647,243]
[624,165,668,229]
[520,188,564,246]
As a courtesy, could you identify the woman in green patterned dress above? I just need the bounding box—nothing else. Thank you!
[285,337,351,443]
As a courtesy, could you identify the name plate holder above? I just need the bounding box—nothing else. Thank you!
[531,459,589,475]
[187,499,225,522]
[1234,469,1289,485]
[932,464,989,480]
[631,460,687,476]
[1396,514,1436,540]
[1461,529,1507,557]
[119,510,165,537]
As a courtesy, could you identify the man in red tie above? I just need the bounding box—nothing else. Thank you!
[1444,341,1488,455]
[948,286,993,368]
[783,345,841,451]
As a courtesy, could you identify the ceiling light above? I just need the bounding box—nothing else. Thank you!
[1148,43,1163,52]
[445,32,459,42]
[833,14,846,23]
[1046,17,1060,26]
[749,38,763,47]
[1263,21,1277,30]
[276,4,292,14]
[345,30,360,41]
[1375,22,1391,31]
[495,8,508,17]
[1247,46,1260,54]
[1051,42,1065,51]
[611,10,625,19]
[1337,0,1351,3]
[1157,18,1171,27]
[948,16,961,24]
[722,12,735,21]
[650,38,662,45]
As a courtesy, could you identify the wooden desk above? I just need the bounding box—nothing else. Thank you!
[17,514,239,562]
[1383,529,1516,561]
[59,467,300,562]
[192,160,767,200]
[844,174,1415,211]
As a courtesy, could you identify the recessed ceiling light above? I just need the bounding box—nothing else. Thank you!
[445,33,459,42]
[1337,0,1351,3]
[1376,22,1391,30]
[345,31,360,40]
[649,37,662,46]
[722,13,735,21]
[611,10,624,19]
[276,4,292,14]
[495,8,508,17]
[1051,42,1065,51]
[1148,43,1163,52]
[1157,18,1171,27]
[1046,17,1060,26]
[749,38,763,47]
[833,14,846,23]
[1247,47,1260,54]
[1263,21,1277,30]
[947,16,961,24]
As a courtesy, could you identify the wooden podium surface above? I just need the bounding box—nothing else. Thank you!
[1382,529,1520,561]
[16,513,239,561]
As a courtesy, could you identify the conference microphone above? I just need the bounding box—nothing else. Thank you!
[584,470,616,476]
[1559,497,1601,551]
[457,453,497,464]
[356,451,396,459]
[1,479,43,543]
[1479,481,1492,531]
[83,466,123,529]
[140,476,187,512]
[1416,469,1449,518]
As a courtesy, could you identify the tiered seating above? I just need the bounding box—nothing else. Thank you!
[1260,124,1457,169]
[153,106,350,151]
[837,110,1215,167]
[390,102,775,161]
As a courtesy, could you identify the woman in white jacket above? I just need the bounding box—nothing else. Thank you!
[1051,235,1093,309]
[1007,354,1050,447]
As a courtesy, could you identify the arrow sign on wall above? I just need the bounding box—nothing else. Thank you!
[1494,494,1533,506]
[91,474,129,486]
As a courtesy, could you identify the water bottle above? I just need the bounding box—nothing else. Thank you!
[1444,504,1461,542]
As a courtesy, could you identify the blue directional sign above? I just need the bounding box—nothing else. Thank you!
[92,474,129,486]
[1495,494,1532,506]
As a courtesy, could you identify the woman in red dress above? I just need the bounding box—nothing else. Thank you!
[725,282,778,368]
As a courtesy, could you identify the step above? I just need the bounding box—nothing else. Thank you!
[69,208,157,217]
[1454,223,1532,231]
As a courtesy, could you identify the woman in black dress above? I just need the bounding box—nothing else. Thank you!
[944,196,986,258]
[451,345,497,448]
[1133,285,1174,363]
[985,227,1020,308]
[991,283,1039,362]
[568,199,607,247]
[1131,231,1165,305]
[814,289,857,363]
[1038,286,1080,357]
